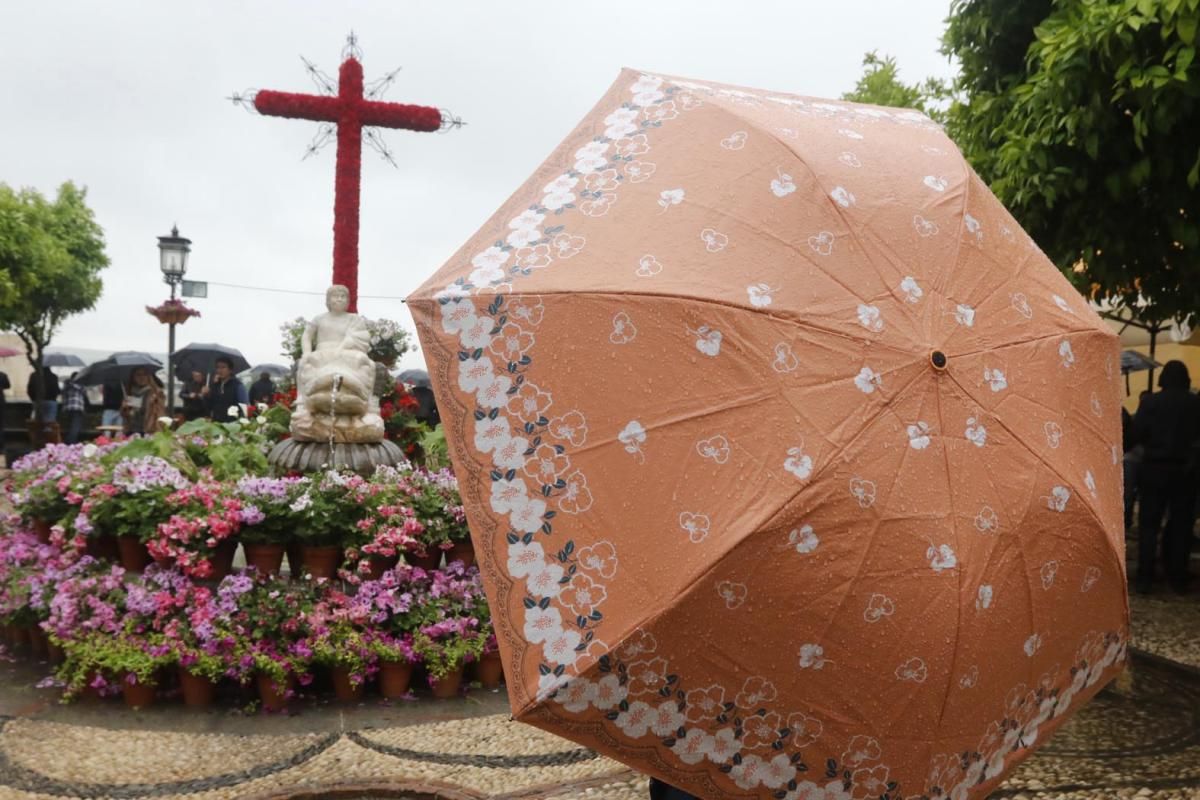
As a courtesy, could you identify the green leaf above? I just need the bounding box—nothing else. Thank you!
[1178,14,1198,44]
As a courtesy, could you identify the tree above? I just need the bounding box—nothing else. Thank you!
[0,182,108,422]
[942,0,1200,328]
[841,51,949,124]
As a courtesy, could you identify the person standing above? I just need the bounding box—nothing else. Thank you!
[202,356,248,422]
[248,371,276,406]
[1134,360,1200,594]
[60,372,88,444]
[122,367,165,435]
[26,366,60,422]
[0,369,10,465]
[101,380,124,428]
[180,370,208,421]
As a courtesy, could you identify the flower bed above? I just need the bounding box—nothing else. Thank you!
[1,422,494,710]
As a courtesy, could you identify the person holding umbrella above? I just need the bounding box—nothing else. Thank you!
[122,367,165,435]
[249,371,277,406]
[201,356,247,422]
[60,372,88,444]
[180,370,208,421]
[26,365,60,422]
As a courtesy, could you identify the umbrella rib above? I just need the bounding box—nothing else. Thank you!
[953,327,1112,361]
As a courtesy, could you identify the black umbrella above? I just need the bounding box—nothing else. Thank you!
[42,352,87,368]
[240,362,290,379]
[396,368,431,388]
[1120,349,1160,374]
[74,351,164,386]
[171,343,250,379]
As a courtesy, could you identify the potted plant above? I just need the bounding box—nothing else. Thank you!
[150,478,245,579]
[146,298,200,325]
[366,318,412,368]
[411,468,468,569]
[347,487,422,581]
[308,616,374,702]
[412,617,486,699]
[85,455,191,571]
[292,471,371,580]
[235,475,307,577]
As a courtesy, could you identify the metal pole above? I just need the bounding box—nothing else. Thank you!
[1147,325,1158,394]
[167,281,177,415]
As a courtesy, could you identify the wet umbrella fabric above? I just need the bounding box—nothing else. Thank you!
[170,343,250,379]
[241,363,290,379]
[74,352,163,386]
[42,353,87,368]
[407,71,1129,800]
[396,368,432,388]
[1119,350,1159,374]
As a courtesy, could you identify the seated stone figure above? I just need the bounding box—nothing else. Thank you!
[291,285,384,442]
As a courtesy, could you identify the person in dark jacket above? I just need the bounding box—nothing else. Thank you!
[26,366,60,421]
[248,372,276,406]
[649,777,700,800]
[202,357,248,423]
[1133,361,1200,594]
[180,370,208,421]
[101,380,124,428]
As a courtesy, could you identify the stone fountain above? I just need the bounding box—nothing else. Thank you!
[268,285,406,473]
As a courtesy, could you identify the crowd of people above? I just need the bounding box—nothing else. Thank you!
[0,357,274,443]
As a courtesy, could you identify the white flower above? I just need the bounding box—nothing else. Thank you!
[772,343,799,373]
[440,297,478,334]
[1081,566,1101,593]
[976,585,993,610]
[635,254,663,277]
[1059,340,1076,368]
[720,131,748,150]
[1085,469,1097,496]
[592,674,627,710]
[788,524,819,554]
[473,415,512,453]
[907,421,932,450]
[838,128,864,140]
[842,736,881,768]
[984,367,1007,392]
[614,700,654,738]
[955,304,976,327]
[475,373,514,410]
[157,416,175,428]
[658,188,685,211]
[923,175,948,192]
[226,405,240,418]
[1052,294,1075,314]
[524,605,563,644]
[700,228,728,252]
[974,506,999,533]
[863,594,894,623]
[507,540,546,579]
[604,107,643,140]
[506,226,541,248]
[838,151,862,168]
[554,677,596,713]
[631,73,664,96]
[716,581,747,609]
[649,701,687,736]
[927,544,957,571]
[1024,633,1043,657]
[619,420,647,454]
[543,627,581,665]
[771,170,796,197]
[965,417,987,447]
[490,477,529,515]
[695,435,731,464]
[849,477,876,508]
[574,140,611,173]
[610,311,637,345]
[1046,486,1070,512]
[730,754,766,790]
[624,160,656,183]
[509,209,545,231]
[1045,421,1064,449]
[857,304,883,332]
[707,728,740,764]
[528,560,565,599]
[854,366,882,394]
[552,233,585,259]
[830,186,856,207]
[511,494,549,534]
[672,729,715,765]
[693,326,722,356]
[458,357,496,394]
[895,657,928,683]
[679,512,711,543]
[1040,560,1058,589]
[542,174,578,210]
[964,213,983,241]
[458,314,496,350]
[491,433,531,471]
[784,446,813,479]
[808,231,835,255]
[536,671,570,702]
[900,276,923,303]
[798,644,828,669]
[913,215,939,237]
[747,283,774,307]
[81,443,99,459]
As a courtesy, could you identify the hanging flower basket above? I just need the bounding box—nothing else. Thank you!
[146,299,200,326]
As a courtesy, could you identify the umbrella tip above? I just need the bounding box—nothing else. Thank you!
[930,350,948,371]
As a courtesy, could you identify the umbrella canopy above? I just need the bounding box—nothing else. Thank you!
[42,352,87,368]
[241,362,290,379]
[1120,350,1160,374]
[170,343,250,379]
[396,368,431,388]
[75,351,163,386]
[408,71,1129,800]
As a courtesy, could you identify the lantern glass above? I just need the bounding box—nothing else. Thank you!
[157,227,191,280]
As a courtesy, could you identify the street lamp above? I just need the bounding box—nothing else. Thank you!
[157,226,191,414]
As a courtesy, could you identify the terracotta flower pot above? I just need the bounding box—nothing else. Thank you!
[86,533,120,562]
[286,541,303,577]
[178,668,217,708]
[244,543,285,576]
[80,672,108,703]
[47,640,65,665]
[430,666,465,699]
[407,550,440,571]
[299,544,342,580]
[330,667,364,702]
[377,659,414,699]
[364,554,399,581]
[448,541,476,568]
[475,652,504,690]
[256,673,294,712]
[31,518,53,544]
[116,535,151,573]
[208,538,239,581]
[121,675,156,709]
[9,624,30,654]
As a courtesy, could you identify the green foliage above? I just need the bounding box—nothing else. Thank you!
[942,0,1200,324]
[57,632,174,700]
[420,425,450,470]
[0,182,108,398]
[412,629,485,681]
[174,419,270,480]
[841,51,950,123]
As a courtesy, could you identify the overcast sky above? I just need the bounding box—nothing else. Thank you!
[1,1,958,371]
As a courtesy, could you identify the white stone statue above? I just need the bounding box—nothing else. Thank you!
[291,285,385,443]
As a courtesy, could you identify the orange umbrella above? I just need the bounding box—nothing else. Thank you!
[408,70,1129,800]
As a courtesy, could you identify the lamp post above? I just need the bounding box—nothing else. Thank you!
[157,226,191,414]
